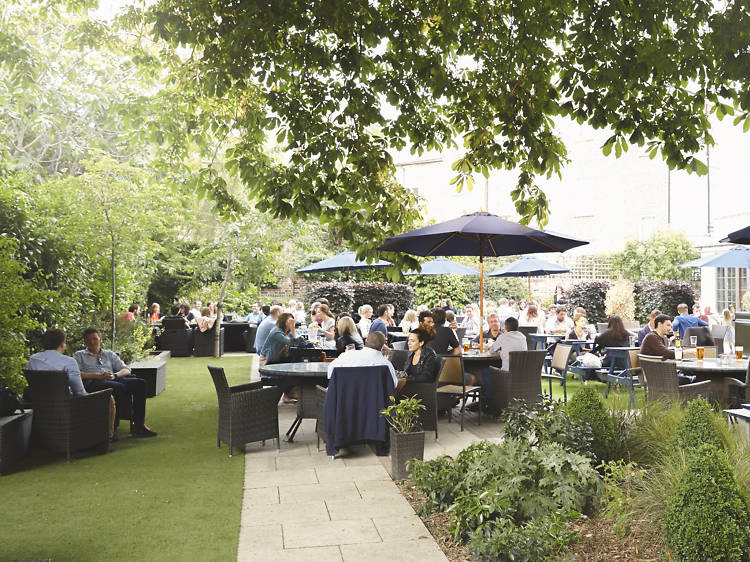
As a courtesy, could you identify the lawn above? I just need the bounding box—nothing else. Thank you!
[1,355,253,562]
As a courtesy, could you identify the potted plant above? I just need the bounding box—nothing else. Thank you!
[381,395,426,480]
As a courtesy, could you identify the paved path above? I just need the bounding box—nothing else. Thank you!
[236,359,504,561]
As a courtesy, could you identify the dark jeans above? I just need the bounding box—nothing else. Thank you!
[85,377,147,428]
[260,374,294,395]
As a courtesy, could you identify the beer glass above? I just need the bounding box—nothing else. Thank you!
[696,346,704,360]
[737,346,744,360]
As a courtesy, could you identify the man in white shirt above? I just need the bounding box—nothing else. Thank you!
[326,331,397,386]
[546,307,574,334]
[488,317,528,371]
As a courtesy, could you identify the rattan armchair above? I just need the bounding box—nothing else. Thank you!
[486,350,547,411]
[638,357,712,402]
[399,380,438,439]
[23,370,111,462]
[386,349,410,372]
[207,365,282,457]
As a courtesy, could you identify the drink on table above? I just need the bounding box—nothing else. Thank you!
[737,346,744,360]
[463,342,469,353]
[696,346,704,360]
[690,336,698,347]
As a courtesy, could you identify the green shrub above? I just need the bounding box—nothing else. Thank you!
[566,386,616,462]
[468,511,577,562]
[350,281,414,318]
[501,398,594,460]
[565,281,610,324]
[304,281,355,313]
[623,399,684,466]
[664,445,750,561]
[673,397,723,452]
[633,280,697,323]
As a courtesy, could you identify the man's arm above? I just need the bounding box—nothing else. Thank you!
[108,351,131,379]
[698,318,709,327]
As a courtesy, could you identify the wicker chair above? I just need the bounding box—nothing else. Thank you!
[485,350,547,412]
[23,370,111,462]
[542,344,573,403]
[386,349,410,372]
[638,357,712,402]
[159,318,193,357]
[399,380,438,439]
[194,323,224,357]
[207,365,282,457]
[436,356,480,431]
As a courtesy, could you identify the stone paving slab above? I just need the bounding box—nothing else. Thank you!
[236,361,504,561]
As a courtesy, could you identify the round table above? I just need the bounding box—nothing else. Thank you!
[259,362,330,442]
[529,333,566,350]
[676,358,748,405]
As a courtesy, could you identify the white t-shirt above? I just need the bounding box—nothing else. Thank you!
[357,317,372,337]
[326,347,398,386]
[488,331,528,371]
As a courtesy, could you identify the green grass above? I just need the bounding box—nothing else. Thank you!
[547,372,646,410]
[1,355,253,562]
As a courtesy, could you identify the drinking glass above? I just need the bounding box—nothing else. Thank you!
[463,342,469,353]
[690,335,698,347]
[696,346,704,360]
[737,346,744,360]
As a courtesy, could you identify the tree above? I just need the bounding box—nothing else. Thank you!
[612,230,699,282]
[148,0,750,268]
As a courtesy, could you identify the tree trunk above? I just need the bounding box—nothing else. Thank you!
[111,245,116,350]
[215,246,233,357]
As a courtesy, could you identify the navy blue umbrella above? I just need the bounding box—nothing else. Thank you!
[404,258,479,301]
[378,212,588,350]
[488,256,570,299]
[296,251,392,276]
[721,226,750,245]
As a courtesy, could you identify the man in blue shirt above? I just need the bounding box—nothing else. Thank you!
[255,305,282,356]
[672,303,708,340]
[27,329,86,395]
[74,327,156,439]
[369,304,392,336]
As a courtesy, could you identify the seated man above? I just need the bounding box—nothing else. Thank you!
[73,327,157,439]
[487,316,528,370]
[472,313,503,344]
[369,304,392,336]
[672,302,708,341]
[326,331,398,387]
[28,328,116,439]
[640,314,675,360]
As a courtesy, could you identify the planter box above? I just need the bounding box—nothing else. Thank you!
[390,428,425,480]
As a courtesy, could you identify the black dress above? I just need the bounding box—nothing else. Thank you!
[405,346,441,383]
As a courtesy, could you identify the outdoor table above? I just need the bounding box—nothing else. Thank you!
[388,332,409,344]
[676,358,748,404]
[258,362,329,442]
[459,351,503,369]
[603,346,640,375]
[529,333,565,350]
[221,321,250,352]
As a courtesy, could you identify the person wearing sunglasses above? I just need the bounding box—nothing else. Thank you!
[73,327,157,440]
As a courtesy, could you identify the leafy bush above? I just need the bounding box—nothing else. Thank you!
[501,398,594,460]
[664,444,750,561]
[604,279,635,321]
[381,395,425,433]
[566,386,616,463]
[179,282,260,316]
[304,282,355,313]
[465,276,527,305]
[67,312,155,364]
[566,281,610,323]
[0,239,45,393]
[468,511,577,562]
[351,281,414,318]
[673,397,723,452]
[633,280,696,323]
[407,274,470,309]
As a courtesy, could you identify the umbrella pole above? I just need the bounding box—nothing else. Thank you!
[528,274,531,301]
[479,250,484,353]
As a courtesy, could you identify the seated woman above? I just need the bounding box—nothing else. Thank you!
[148,302,163,324]
[396,323,440,392]
[309,304,336,340]
[592,314,631,368]
[335,316,364,353]
[399,309,419,332]
[567,313,591,341]
[259,312,302,403]
[196,306,216,332]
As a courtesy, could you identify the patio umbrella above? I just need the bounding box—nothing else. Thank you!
[296,250,392,279]
[378,212,588,351]
[403,257,480,301]
[721,226,750,245]
[488,256,570,300]
[680,246,750,306]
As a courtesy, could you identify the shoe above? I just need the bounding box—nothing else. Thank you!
[131,424,158,438]
[110,432,119,443]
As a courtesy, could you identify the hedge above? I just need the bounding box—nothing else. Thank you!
[305,281,414,317]
[633,280,697,324]
[565,281,611,324]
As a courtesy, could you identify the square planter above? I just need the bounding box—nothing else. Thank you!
[390,428,425,480]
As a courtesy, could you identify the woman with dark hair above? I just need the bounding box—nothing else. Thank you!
[593,314,631,367]
[396,323,440,392]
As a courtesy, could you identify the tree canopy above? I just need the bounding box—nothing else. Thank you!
[150,0,750,263]
[612,230,699,282]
